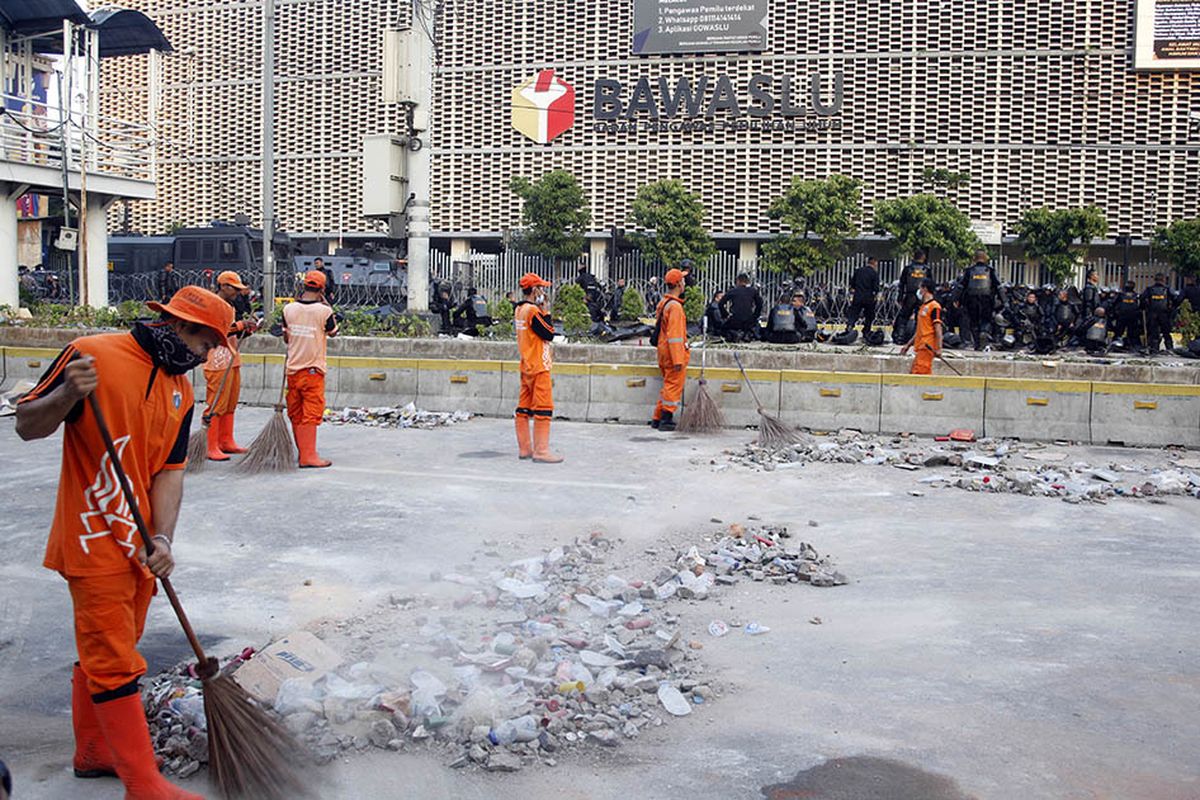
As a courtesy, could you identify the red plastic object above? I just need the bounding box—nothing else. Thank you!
[934,436,950,442]
[754,535,775,547]
[949,429,977,442]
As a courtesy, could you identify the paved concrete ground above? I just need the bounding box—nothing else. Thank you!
[1,408,1198,799]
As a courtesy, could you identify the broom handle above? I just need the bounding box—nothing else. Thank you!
[700,316,708,376]
[276,360,288,407]
[202,355,236,425]
[731,351,766,412]
[925,344,963,376]
[85,394,211,667]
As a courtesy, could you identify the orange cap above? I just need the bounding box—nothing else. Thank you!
[303,270,327,290]
[664,268,685,286]
[216,270,247,290]
[519,272,551,289]
[147,286,233,345]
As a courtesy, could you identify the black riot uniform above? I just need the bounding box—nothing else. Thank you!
[1141,278,1176,353]
[959,257,1001,349]
[452,290,493,335]
[765,301,800,344]
[720,282,764,342]
[892,258,930,343]
[1052,293,1078,343]
[844,261,880,334]
[1110,284,1143,348]
[795,302,818,343]
[1081,313,1109,354]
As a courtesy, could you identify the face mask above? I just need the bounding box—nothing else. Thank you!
[133,321,208,375]
[916,290,924,301]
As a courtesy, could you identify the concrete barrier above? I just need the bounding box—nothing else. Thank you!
[779,370,882,433]
[498,362,591,422]
[1,347,58,391]
[331,356,419,409]
[587,364,663,423]
[684,366,780,428]
[984,378,1092,442]
[416,358,504,417]
[880,374,986,436]
[1090,382,1200,447]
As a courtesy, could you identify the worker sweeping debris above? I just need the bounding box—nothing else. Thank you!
[202,271,258,461]
[513,271,563,463]
[283,270,339,468]
[650,268,690,432]
[14,285,231,800]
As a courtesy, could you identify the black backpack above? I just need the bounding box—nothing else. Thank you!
[865,329,885,346]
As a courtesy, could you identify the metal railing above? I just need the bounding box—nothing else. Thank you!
[1,92,156,183]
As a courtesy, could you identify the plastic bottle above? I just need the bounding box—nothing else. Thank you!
[489,714,540,745]
[556,681,585,695]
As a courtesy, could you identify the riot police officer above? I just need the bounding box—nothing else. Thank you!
[1052,288,1078,344]
[1140,273,1177,354]
[958,250,1001,350]
[893,250,930,344]
[452,286,493,335]
[1081,270,1101,316]
[1110,280,1143,349]
[1081,306,1109,354]
[765,292,800,344]
[793,291,818,343]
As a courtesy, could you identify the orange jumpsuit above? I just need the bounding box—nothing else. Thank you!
[283,299,338,425]
[202,317,252,416]
[20,333,193,694]
[654,295,690,420]
[910,299,943,375]
[514,300,555,416]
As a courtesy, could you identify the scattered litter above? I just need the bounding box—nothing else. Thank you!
[326,402,471,429]
[720,431,1200,504]
[707,620,729,637]
[743,623,770,636]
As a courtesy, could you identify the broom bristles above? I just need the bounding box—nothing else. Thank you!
[186,423,209,473]
[678,379,726,433]
[757,409,802,449]
[234,408,297,474]
[203,673,315,799]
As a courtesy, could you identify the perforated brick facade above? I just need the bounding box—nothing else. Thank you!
[103,1,1200,242]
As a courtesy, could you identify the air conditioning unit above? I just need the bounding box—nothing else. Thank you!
[55,227,79,251]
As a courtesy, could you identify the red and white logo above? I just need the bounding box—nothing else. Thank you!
[512,69,575,144]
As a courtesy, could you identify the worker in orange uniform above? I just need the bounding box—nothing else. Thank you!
[900,277,944,374]
[283,270,339,468]
[15,286,230,800]
[513,271,563,463]
[203,271,259,460]
[652,268,690,431]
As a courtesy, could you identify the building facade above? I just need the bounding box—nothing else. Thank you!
[105,1,1200,257]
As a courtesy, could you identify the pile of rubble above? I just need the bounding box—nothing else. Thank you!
[719,430,1200,503]
[325,402,471,429]
[143,525,845,776]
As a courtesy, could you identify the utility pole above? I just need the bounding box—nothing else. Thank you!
[405,0,433,312]
[261,0,276,312]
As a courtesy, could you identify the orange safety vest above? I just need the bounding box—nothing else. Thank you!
[656,295,689,367]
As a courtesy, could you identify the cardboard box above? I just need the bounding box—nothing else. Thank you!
[232,631,342,703]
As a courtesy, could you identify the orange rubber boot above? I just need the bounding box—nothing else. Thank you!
[92,691,204,800]
[73,663,117,779]
[515,415,533,459]
[205,419,229,461]
[532,416,563,463]
[296,424,332,468]
[217,413,247,454]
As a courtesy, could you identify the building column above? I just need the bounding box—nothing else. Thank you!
[590,238,608,282]
[738,239,759,265]
[450,238,470,259]
[83,195,112,308]
[0,186,17,310]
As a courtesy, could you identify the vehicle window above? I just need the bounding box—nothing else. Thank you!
[220,240,240,263]
[202,240,217,262]
[178,240,198,261]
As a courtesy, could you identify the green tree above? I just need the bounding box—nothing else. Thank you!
[921,167,971,191]
[629,180,715,267]
[873,194,981,264]
[1014,206,1108,282]
[509,170,591,262]
[761,175,862,277]
[682,285,705,322]
[488,296,515,322]
[1154,217,1200,278]
[619,285,645,320]
[553,283,591,333]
